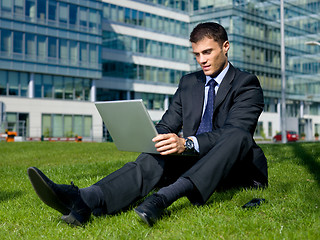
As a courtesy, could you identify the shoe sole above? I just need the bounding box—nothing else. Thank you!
[134,208,154,227]
[27,167,69,215]
[61,212,82,226]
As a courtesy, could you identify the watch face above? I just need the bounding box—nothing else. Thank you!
[185,139,194,150]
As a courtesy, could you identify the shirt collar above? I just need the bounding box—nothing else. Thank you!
[205,62,230,86]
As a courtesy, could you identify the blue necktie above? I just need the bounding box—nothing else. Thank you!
[196,79,218,135]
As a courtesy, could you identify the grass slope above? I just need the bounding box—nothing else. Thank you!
[0,142,319,239]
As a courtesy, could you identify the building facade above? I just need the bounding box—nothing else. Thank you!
[0,0,103,140]
[0,0,319,141]
[189,0,320,141]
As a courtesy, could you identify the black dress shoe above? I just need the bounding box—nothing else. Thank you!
[27,167,91,226]
[134,194,168,227]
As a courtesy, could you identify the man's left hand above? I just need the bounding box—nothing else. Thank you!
[152,133,185,155]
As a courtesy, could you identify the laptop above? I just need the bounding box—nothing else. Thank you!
[95,99,159,154]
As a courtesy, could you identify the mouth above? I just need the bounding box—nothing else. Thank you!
[202,65,211,71]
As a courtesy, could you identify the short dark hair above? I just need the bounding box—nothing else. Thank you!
[189,22,228,46]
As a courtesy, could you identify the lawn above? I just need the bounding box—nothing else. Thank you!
[0,141,319,239]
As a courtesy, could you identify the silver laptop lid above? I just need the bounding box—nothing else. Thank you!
[95,99,159,154]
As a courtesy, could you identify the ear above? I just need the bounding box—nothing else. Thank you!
[223,41,230,54]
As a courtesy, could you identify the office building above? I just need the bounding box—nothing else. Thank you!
[0,0,319,141]
[0,0,102,140]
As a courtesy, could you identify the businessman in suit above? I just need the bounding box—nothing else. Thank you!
[28,22,268,227]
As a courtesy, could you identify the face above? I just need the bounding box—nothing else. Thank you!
[192,37,230,77]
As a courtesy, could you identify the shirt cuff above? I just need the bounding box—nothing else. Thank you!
[188,136,200,153]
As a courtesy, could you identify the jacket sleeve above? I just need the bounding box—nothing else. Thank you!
[196,73,264,157]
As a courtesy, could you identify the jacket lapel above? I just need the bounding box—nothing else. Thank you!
[213,64,235,112]
[192,71,206,133]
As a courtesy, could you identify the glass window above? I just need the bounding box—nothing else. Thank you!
[1,29,12,54]
[34,74,42,98]
[59,2,68,26]
[6,113,17,132]
[25,33,36,59]
[20,72,28,97]
[52,114,63,137]
[145,40,151,55]
[158,68,164,82]
[132,9,137,25]
[151,14,157,29]
[169,19,175,34]
[70,41,78,65]
[138,65,144,80]
[64,115,73,137]
[42,114,52,137]
[53,75,63,99]
[13,31,23,54]
[110,4,117,21]
[131,36,138,53]
[69,4,78,27]
[8,71,19,96]
[125,8,130,24]
[43,75,53,98]
[79,7,87,29]
[83,79,91,101]
[89,44,97,65]
[89,9,98,32]
[103,4,110,19]
[2,0,12,12]
[145,13,151,28]
[0,70,7,95]
[158,16,163,32]
[59,39,68,64]
[48,37,57,58]
[73,115,83,137]
[145,66,151,81]
[75,78,83,100]
[37,0,46,21]
[64,77,73,100]
[14,0,24,16]
[37,35,46,60]
[25,0,36,20]
[118,6,124,22]
[138,11,144,26]
[164,18,170,33]
[138,39,144,53]
[80,42,87,66]
[84,116,92,137]
[48,0,57,22]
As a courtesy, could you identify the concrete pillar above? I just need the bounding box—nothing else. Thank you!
[90,80,96,102]
[300,101,304,118]
[28,73,34,98]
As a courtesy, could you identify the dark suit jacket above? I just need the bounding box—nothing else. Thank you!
[156,63,268,184]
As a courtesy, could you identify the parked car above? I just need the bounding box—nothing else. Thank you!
[273,131,299,142]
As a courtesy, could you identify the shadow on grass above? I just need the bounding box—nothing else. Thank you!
[0,190,24,202]
[289,143,320,186]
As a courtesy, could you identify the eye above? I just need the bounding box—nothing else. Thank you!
[203,49,212,55]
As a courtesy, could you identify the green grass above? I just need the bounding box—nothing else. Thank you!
[0,141,319,239]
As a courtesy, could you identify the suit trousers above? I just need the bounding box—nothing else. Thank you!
[94,127,265,214]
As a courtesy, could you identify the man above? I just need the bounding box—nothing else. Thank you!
[28,22,268,227]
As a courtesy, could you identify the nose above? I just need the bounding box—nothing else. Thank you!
[198,54,207,64]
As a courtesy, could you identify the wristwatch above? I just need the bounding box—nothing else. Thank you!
[184,137,195,154]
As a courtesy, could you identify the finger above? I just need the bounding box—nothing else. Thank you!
[159,148,177,155]
[156,142,175,152]
[154,138,175,148]
[152,134,168,142]
[153,133,175,142]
